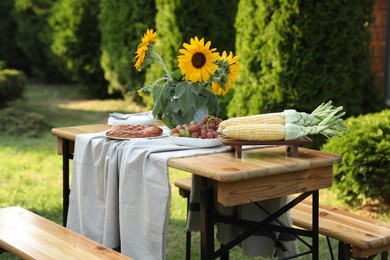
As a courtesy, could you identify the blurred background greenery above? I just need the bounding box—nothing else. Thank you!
[0,0,389,259]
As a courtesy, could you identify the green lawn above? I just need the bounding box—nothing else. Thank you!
[0,83,385,259]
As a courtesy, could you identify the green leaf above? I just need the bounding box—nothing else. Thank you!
[175,81,196,115]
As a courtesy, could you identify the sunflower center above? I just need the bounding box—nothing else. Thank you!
[191,52,206,68]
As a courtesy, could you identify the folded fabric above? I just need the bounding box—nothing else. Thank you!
[107,112,156,125]
[67,132,230,259]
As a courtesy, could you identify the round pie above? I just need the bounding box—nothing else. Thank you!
[106,124,163,138]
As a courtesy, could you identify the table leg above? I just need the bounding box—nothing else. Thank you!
[62,139,70,227]
[312,190,319,260]
[200,177,215,259]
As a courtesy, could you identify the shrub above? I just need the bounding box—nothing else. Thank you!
[0,0,30,72]
[229,0,383,118]
[0,106,49,137]
[99,0,156,99]
[48,0,108,98]
[0,69,26,107]
[321,110,390,207]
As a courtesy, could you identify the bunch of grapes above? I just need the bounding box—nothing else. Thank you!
[169,115,223,139]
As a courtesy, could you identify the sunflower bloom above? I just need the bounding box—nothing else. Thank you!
[134,29,158,70]
[211,51,239,95]
[178,37,219,83]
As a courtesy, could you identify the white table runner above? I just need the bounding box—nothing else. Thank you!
[67,132,297,259]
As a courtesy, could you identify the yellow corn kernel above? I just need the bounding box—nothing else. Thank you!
[223,124,286,141]
[218,113,285,131]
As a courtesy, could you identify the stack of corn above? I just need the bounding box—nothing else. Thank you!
[219,101,347,141]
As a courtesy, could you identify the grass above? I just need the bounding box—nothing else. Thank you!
[0,83,387,259]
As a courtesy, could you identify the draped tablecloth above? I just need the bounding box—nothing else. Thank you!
[67,131,298,259]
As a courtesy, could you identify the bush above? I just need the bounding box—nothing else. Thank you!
[48,0,108,98]
[13,0,65,81]
[229,0,383,118]
[99,0,156,99]
[0,106,49,137]
[321,110,390,207]
[0,69,26,107]
[0,0,30,72]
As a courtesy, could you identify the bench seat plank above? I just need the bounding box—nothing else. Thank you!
[0,206,130,260]
[290,200,390,258]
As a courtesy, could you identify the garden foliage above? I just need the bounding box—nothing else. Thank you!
[48,0,108,98]
[322,110,390,206]
[99,0,156,99]
[0,0,29,72]
[0,69,26,107]
[229,0,383,118]
[13,0,65,81]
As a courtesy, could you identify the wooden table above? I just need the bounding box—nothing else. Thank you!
[52,124,341,259]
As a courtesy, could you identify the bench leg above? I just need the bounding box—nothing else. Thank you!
[381,251,388,260]
[338,242,352,260]
[62,139,71,227]
[326,236,335,260]
[186,196,191,260]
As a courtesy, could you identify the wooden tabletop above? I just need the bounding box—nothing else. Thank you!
[52,124,111,155]
[51,124,111,141]
[52,123,342,206]
[168,146,341,182]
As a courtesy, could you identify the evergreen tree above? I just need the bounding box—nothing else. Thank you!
[13,0,64,81]
[229,0,382,118]
[49,0,107,98]
[0,0,29,72]
[99,0,156,100]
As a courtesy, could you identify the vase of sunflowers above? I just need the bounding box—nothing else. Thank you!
[135,29,239,129]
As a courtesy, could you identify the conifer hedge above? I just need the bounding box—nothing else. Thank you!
[99,0,156,99]
[229,0,383,118]
[49,0,107,97]
[0,0,29,72]
[13,0,64,81]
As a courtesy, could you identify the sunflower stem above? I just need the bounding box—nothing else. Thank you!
[151,77,172,87]
[151,51,173,80]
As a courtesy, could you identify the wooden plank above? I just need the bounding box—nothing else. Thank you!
[352,244,390,258]
[52,124,110,154]
[290,202,390,251]
[51,124,110,141]
[217,166,333,206]
[0,207,131,260]
[168,146,341,182]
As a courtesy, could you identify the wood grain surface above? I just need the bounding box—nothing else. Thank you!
[291,201,390,258]
[0,206,131,260]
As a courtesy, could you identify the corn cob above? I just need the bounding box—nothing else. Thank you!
[218,101,345,132]
[223,123,332,141]
[218,112,285,131]
[223,124,286,141]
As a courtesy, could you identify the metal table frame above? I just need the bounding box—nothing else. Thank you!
[61,139,72,226]
[200,177,320,260]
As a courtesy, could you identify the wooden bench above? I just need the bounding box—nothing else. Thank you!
[174,177,390,260]
[0,206,131,259]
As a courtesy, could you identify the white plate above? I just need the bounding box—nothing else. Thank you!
[105,135,132,140]
[169,136,222,148]
[105,133,168,140]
